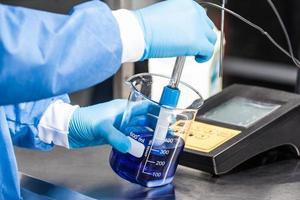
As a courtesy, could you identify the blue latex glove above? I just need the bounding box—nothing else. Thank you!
[120,101,158,134]
[134,0,217,62]
[68,99,131,153]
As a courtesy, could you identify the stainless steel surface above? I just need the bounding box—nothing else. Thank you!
[169,57,186,88]
[21,174,95,200]
[16,146,300,200]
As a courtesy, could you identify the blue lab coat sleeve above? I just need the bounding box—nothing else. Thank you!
[0,0,122,105]
[3,95,70,150]
[0,94,69,199]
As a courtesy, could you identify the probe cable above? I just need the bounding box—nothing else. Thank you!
[199,1,300,69]
[266,0,300,67]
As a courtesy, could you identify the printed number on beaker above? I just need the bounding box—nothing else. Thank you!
[156,161,166,166]
[165,138,174,143]
[160,149,170,155]
[153,172,162,178]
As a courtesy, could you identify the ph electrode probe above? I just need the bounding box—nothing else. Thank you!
[154,56,186,146]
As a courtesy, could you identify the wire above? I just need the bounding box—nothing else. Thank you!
[199,1,300,69]
[266,0,300,66]
[219,0,226,77]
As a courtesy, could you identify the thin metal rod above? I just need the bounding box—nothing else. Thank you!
[169,57,186,88]
[219,0,226,77]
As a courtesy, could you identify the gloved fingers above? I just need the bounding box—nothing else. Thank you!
[193,0,215,29]
[127,114,158,129]
[115,101,155,131]
[204,24,217,45]
[106,99,129,128]
[68,136,106,149]
[148,103,160,116]
[129,101,152,117]
[195,54,211,63]
[88,99,128,124]
[205,16,215,29]
[200,8,215,29]
[195,41,215,63]
[107,99,128,116]
[113,112,125,129]
[194,1,216,45]
[103,124,131,153]
[128,115,148,127]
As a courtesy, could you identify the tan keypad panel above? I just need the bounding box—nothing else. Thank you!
[177,121,241,153]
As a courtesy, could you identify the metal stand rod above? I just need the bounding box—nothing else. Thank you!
[169,57,186,88]
[296,70,300,93]
[219,0,226,77]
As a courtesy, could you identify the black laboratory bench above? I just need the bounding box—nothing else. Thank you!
[16,146,300,200]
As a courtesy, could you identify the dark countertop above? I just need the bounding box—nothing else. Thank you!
[16,146,300,200]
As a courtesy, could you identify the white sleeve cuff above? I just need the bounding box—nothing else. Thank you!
[38,100,79,148]
[112,9,145,63]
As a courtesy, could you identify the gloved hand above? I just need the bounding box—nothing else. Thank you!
[134,0,217,62]
[68,99,131,153]
[120,101,158,134]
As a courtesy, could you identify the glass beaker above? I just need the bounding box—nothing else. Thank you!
[109,73,203,187]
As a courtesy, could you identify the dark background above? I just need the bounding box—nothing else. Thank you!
[1,0,300,103]
[223,0,300,92]
[226,0,300,63]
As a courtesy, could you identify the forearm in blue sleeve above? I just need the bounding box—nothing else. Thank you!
[4,95,70,150]
[0,0,122,105]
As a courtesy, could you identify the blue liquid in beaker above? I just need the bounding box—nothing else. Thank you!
[109,126,184,187]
